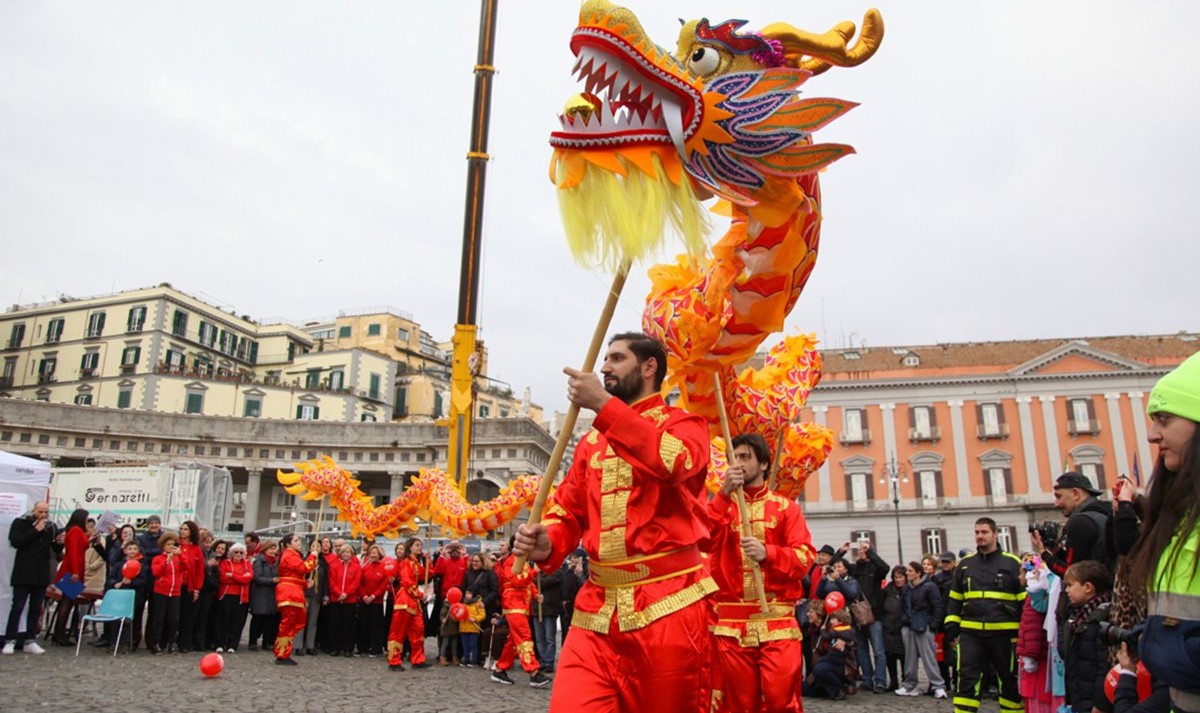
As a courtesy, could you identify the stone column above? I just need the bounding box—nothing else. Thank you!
[880,403,897,461]
[1105,393,1130,476]
[1127,392,1154,477]
[813,407,832,504]
[244,469,263,533]
[1016,397,1043,497]
[389,472,404,501]
[947,401,971,500]
[1039,396,1063,474]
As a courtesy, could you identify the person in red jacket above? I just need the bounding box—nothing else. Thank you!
[491,538,549,687]
[176,520,205,652]
[150,531,185,653]
[216,542,254,652]
[329,543,362,657]
[273,533,318,665]
[706,432,815,713]
[51,508,90,645]
[358,544,389,656]
[387,537,432,670]
[433,540,469,647]
[515,333,716,707]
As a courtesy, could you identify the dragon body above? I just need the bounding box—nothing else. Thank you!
[551,1,883,495]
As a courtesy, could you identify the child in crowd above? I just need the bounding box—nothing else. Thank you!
[150,531,184,654]
[460,592,486,667]
[439,596,462,665]
[1017,556,1064,713]
[105,540,149,649]
[804,606,857,700]
[1058,561,1111,713]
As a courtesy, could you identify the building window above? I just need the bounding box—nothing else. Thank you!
[921,528,947,557]
[840,409,870,445]
[117,389,132,409]
[369,374,380,400]
[328,370,344,391]
[479,403,491,418]
[395,386,407,418]
[126,306,146,333]
[433,391,444,419]
[908,406,939,442]
[172,310,188,337]
[74,393,93,406]
[1068,398,1099,435]
[2,358,16,388]
[397,328,409,342]
[338,326,351,338]
[850,530,876,550]
[849,472,870,510]
[902,354,920,367]
[244,398,262,418]
[998,526,1016,554]
[361,413,376,422]
[8,323,26,349]
[164,348,184,368]
[985,467,1011,505]
[219,330,237,355]
[45,318,64,344]
[977,403,1008,439]
[297,404,319,420]
[86,312,106,338]
[79,351,99,378]
[198,321,217,347]
[918,470,942,506]
[120,345,141,373]
[367,323,381,337]
[305,370,321,390]
[37,356,57,383]
[185,392,204,414]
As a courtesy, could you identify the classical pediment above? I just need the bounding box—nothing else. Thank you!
[1009,340,1147,376]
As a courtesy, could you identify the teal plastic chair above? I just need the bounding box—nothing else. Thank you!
[74,589,136,657]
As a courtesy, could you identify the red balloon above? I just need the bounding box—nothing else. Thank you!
[122,559,141,580]
[446,587,463,604]
[824,591,845,614]
[450,602,469,621]
[381,557,398,577]
[1104,663,1152,703]
[199,652,224,678]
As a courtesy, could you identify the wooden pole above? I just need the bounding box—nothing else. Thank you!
[767,427,788,493]
[713,373,770,615]
[513,260,631,575]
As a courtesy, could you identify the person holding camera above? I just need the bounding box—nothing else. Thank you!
[1126,352,1200,713]
[1032,472,1112,578]
[848,537,890,693]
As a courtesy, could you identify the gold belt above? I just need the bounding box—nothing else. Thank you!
[588,546,703,588]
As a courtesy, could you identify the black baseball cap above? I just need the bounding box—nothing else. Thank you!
[1053,471,1102,496]
[938,552,956,563]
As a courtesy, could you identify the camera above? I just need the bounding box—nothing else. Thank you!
[1097,621,1140,647]
[1028,520,1061,549]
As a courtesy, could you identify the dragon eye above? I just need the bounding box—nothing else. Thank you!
[688,46,721,76]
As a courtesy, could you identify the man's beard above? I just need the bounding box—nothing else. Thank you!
[604,369,645,403]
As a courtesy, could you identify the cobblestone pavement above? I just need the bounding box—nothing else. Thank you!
[0,639,955,713]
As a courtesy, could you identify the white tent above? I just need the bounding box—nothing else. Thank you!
[0,451,52,635]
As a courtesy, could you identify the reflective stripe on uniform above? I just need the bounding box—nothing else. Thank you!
[960,620,1019,631]
[962,590,1024,601]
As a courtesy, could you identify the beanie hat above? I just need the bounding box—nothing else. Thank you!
[1148,351,1200,422]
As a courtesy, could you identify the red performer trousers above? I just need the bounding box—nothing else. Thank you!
[386,607,426,666]
[716,636,803,713]
[497,612,539,674]
[274,603,306,660]
[549,598,711,713]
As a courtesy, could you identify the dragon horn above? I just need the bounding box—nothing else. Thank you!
[761,9,884,77]
[277,469,302,486]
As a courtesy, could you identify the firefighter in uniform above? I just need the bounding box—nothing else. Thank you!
[943,518,1025,713]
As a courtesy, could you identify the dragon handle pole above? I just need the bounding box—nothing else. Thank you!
[714,373,770,615]
[513,260,631,575]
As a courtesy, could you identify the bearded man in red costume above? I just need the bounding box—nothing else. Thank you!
[706,432,814,712]
[515,332,715,712]
[274,533,318,665]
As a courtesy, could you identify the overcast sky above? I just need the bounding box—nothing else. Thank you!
[3,1,1197,417]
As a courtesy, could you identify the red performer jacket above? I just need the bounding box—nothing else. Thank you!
[539,394,716,634]
[218,558,254,604]
[151,553,185,596]
[496,553,539,616]
[275,548,318,610]
[359,560,388,603]
[395,555,429,615]
[329,556,362,604]
[706,483,815,647]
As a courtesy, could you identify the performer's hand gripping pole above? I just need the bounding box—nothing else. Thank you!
[714,373,770,615]
[513,260,632,575]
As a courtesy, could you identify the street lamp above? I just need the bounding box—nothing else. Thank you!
[879,454,909,563]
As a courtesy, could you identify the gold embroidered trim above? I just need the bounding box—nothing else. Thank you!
[711,619,803,647]
[643,406,668,425]
[502,607,530,615]
[585,430,600,445]
[658,432,692,472]
[591,563,702,588]
[276,600,305,609]
[598,453,633,561]
[616,577,717,632]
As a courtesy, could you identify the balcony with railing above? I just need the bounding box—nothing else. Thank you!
[838,428,871,446]
[977,423,1010,440]
[907,426,941,443]
[1067,418,1101,436]
[79,368,96,380]
[37,373,56,384]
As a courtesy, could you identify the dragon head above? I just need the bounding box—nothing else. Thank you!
[550,1,884,263]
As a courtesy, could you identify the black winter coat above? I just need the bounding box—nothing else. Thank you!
[880,581,905,656]
[7,515,62,587]
[851,550,889,617]
[536,566,564,618]
[463,567,499,618]
[905,577,945,634]
[1058,609,1109,713]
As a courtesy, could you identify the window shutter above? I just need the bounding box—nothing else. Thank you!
[1094,463,1106,489]
[996,403,1007,425]
[929,406,939,428]
[313,406,320,420]
[296,405,303,419]
[97,313,106,332]
[908,406,916,429]
[983,470,993,496]
[844,473,852,501]
[935,470,945,498]
[1086,398,1096,420]
[1004,468,1014,495]
[866,473,875,500]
